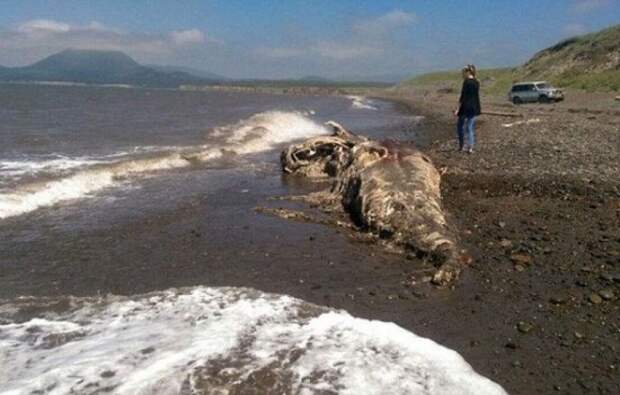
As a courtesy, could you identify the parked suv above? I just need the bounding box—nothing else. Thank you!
[508,81,564,104]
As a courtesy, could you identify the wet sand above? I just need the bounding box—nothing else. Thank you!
[1,90,618,394]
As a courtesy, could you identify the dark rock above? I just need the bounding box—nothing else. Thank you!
[511,254,533,266]
[517,321,534,334]
[549,294,568,305]
[600,272,620,283]
[100,370,116,378]
[598,288,615,301]
[588,293,603,304]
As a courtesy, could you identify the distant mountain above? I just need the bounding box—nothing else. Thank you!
[336,73,410,83]
[297,75,333,83]
[147,64,227,81]
[0,49,209,88]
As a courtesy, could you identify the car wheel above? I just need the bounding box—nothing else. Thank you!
[539,95,550,103]
[512,97,522,105]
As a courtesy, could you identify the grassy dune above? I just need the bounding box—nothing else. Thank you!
[401,24,620,93]
[401,68,516,96]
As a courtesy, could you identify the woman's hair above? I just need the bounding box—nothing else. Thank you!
[463,64,477,78]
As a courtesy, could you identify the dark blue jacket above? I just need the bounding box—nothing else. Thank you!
[458,78,481,117]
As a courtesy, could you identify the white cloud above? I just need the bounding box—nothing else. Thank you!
[0,19,218,66]
[255,10,414,63]
[353,10,417,36]
[17,19,71,34]
[170,29,205,45]
[571,0,611,13]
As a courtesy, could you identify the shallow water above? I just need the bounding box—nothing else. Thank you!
[0,85,416,221]
[0,286,506,395]
[0,84,505,393]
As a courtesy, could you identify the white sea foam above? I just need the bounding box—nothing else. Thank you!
[0,147,192,179]
[0,286,507,395]
[347,95,378,111]
[0,157,107,178]
[0,111,327,219]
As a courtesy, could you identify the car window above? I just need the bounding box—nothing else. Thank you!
[536,83,550,89]
[526,84,536,91]
[512,85,524,92]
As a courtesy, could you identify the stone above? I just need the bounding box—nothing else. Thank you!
[517,321,534,334]
[600,272,620,283]
[598,288,615,301]
[588,293,603,304]
[549,294,568,305]
[575,279,587,287]
[511,254,533,266]
[499,239,513,248]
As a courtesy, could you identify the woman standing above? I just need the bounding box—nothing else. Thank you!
[454,64,481,153]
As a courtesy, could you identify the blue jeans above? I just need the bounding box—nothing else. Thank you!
[457,115,476,150]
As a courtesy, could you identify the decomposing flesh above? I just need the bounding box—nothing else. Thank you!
[279,122,468,285]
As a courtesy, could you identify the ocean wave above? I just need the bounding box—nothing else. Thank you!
[0,146,194,178]
[0,111,327,219]
[0,286,506,395]
[347,95,378,111]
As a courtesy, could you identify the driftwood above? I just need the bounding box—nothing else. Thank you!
[501,118,541,128]
[482,111,523,118]
[280,122,468,285]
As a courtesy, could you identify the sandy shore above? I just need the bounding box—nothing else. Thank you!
[1,89,618,394]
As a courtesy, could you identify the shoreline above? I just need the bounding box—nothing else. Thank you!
[0,88,617,394]
[372,89,619,394]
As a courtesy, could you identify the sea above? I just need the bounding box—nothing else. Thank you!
[0,83,505,394]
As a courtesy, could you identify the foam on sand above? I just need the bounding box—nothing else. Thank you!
[0,286,507,395]
[0,111,327,219]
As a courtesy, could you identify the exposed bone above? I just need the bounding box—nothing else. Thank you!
[279,122,469,286]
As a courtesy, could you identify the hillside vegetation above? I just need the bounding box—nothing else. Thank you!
[401,24,620,93]
[401,68,515,95]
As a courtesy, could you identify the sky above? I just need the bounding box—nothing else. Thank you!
[0,0,618,80]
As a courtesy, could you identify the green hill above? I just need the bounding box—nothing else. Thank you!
[401,24,620,93]
[401,68,515,95]
[520,24,620,91]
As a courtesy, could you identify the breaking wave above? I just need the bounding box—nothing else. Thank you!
[347,95,378,111]
[0,111,328,219]
[0,286,506,395]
